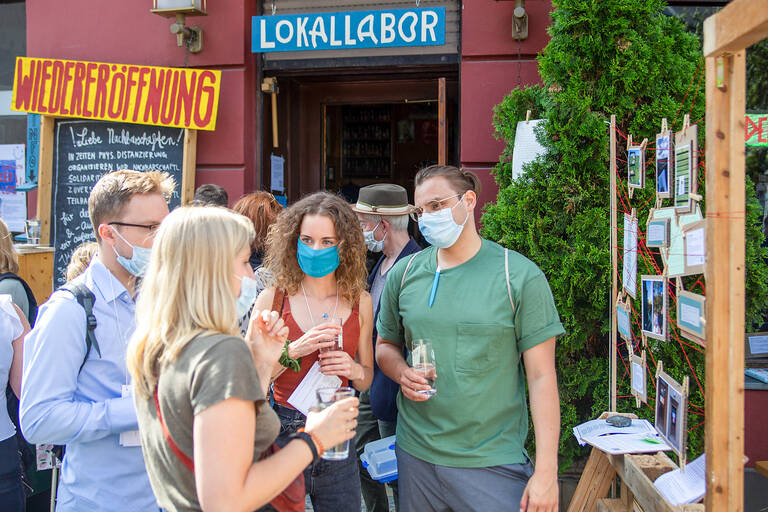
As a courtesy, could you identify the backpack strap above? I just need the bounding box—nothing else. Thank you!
[154,389,194,472]
[505,249,516,314]
[400,254,419,289]
[59,283,101,372]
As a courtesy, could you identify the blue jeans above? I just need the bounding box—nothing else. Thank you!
[0,435,25,512]
[273,403,361,512]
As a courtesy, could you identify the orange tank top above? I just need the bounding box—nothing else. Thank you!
[271,290,360,408]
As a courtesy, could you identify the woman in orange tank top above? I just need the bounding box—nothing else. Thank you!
[254,192,373,512]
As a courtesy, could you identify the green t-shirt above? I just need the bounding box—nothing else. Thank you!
[376,239,564,467]
[134,332,280,512]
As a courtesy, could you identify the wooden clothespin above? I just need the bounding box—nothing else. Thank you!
[642,333,648,351]
[689,192,703,202]
[676,277,683,293]
[525,110,531,124]
[682,114,691,131]
[656,360,663,379]
[660,118,668,133]
[639,138,648,150]
[626,133,634,151]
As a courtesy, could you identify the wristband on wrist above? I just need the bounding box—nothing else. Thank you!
[279,340,301,372]
[295,428,324,461]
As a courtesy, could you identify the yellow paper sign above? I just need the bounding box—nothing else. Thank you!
[11,57,221,131]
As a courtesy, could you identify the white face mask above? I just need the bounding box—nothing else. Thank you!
[363,221,386,252]
[417,195,468,249]
[112,228,152,277]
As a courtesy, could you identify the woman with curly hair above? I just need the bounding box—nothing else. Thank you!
[254,191,373,512]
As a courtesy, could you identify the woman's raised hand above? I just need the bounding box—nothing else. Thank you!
[285,321,341,359]
[246,310,289,366]
[304,396,359,452]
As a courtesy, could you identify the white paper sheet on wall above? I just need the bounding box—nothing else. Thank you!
[511,120,547,179]
[271,154,285,193]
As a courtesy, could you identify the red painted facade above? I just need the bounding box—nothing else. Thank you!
[25,2,552,209]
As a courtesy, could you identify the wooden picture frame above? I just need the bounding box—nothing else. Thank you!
[622,213,638,298]
[653,205,704,278]
[655,364,689,469]
[627,136,647,190]
[631,351,647,406]
[616,298,632,341]
[673,122,698,214]
[682,219,706,275]
[656,121,673,199]
[677,290,706,346]
[641,275,667,341]
[646,217,670,249]
[745,331,768,366]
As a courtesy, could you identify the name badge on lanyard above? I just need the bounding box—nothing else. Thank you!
[119,384,142,447]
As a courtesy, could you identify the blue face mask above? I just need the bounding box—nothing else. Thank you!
[235,274,259,318]
[296,239,340,278]
[418,195,469,249]
[112,228,152,277]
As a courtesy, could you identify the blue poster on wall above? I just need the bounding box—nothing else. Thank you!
[252,8,445,53]
[21,113,40,188]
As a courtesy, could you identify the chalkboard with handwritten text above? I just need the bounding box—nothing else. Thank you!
[51,119,183,286]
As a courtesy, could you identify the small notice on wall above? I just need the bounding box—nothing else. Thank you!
[271,154,285,193]
[512,120,547,179]
[0,144,27,232]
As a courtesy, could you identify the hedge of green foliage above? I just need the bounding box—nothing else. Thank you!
[481,0,768,471]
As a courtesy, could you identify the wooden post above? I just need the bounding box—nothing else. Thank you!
[704,51,746,512]
[438,77,446,166]
[37,115,55,245]
[610,114,618,412]
[181,129,197,205]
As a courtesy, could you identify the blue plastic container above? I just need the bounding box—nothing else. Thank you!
[360,435,398,483]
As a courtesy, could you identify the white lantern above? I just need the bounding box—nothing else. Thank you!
[152,0,207,17]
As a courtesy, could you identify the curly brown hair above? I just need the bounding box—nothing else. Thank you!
[233,191,283,252]
[264,192,367,304]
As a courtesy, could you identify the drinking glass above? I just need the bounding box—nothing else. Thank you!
[411,339,437,397]
[24,219,41,245]
[320,317,343,353]
[316,386,355,460]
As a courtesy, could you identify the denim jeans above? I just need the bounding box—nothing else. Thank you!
[0,435,25,512]
[273,403,361,512]
[355,391,390,512]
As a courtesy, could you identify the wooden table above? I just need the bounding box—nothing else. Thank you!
[756,461,768,480]
[15,245,55,305]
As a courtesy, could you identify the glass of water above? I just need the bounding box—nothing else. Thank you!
[316,386,355,460]
[320,317,343,353]
[24,219,41,245]
[411,339,437,398]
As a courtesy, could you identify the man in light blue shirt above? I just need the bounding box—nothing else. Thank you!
[21,170,174,511]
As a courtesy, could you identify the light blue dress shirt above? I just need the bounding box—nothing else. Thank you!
[20,256,156,511]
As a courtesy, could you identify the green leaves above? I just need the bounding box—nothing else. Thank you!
[482,0,768,471]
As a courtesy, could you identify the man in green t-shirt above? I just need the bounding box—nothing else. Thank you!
[376,165,564,512]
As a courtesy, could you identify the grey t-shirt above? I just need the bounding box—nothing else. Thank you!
[370,264,390,315]
[134,332,280,512]
[0,278,29,319]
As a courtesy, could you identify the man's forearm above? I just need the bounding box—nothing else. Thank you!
[528,371,560,474]
[375,337,408,382]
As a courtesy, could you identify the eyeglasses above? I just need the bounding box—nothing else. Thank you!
[108,221,161,235]
[413,194,462,219]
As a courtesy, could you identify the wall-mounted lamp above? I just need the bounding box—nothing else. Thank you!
[151,0,207,53]
[511,0,529,40]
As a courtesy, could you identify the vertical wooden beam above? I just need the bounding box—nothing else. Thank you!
[37,115,55,245]
[704,51,745,512]
[438,77,446,166]
[181,129,197,205]
[610,115,618,412]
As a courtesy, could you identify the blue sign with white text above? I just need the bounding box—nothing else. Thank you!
[252,8,445,53]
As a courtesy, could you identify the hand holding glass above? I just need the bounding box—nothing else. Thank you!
[411,339,437,397]
[316,386,355,460]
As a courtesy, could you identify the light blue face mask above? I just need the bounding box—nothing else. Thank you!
[235,274,259,318]
[418,195,468,249]
[296,239,340,278]
[112,228,152,277]
[363,221,386,253]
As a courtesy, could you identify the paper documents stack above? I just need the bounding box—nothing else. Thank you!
[572,418,671,455]
[654,454,706,505]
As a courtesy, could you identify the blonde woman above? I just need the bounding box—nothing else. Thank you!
[255,191,374,512]
[0,219,36,324]
[128,206,358,512]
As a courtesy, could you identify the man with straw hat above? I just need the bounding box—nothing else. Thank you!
[353,184,421,511]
